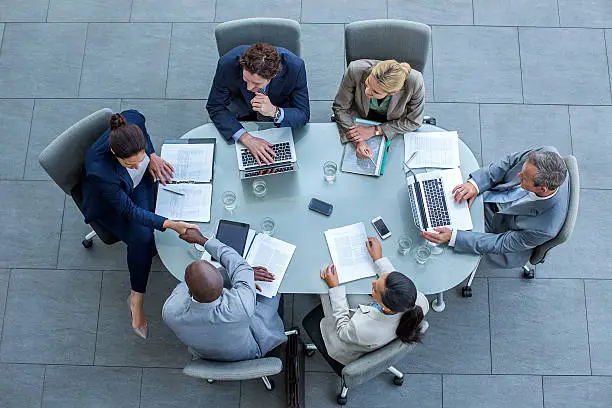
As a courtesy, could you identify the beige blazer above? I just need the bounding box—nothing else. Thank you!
[332,59,425,143]
[320,257,429,365]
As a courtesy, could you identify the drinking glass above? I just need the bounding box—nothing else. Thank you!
[323,161,338,184]
[252,178,267,198]
[222,191,237,213]
[428,241,444,255]
[414,244,432,264]
[397,235,413,255]
[190,243,206,260]
[261,217,275,236]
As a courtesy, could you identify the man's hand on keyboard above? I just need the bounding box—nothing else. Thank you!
[452,182,477,208]
[239,132,277,165]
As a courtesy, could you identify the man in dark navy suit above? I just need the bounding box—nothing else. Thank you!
[206,43,310,165]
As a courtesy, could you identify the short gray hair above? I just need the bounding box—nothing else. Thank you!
[527,151,567,190]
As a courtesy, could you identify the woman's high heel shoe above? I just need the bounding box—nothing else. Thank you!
[127,297,148,340]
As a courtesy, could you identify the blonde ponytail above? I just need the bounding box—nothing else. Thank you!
[371,60,412,93]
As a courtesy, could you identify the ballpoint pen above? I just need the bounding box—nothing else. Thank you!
[368,156,376,166]
[162,187,185,196]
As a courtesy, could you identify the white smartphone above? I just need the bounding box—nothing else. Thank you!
[371,216,392,240]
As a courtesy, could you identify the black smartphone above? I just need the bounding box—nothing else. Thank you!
[308,198,333,216]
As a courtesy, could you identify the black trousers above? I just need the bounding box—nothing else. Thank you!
[301,304,345,376]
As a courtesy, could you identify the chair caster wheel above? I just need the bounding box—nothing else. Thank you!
[522,268,535,279]
[305,349,316,357]
[393,376,404,386]
[337,395,347,405]
[82,239,93,249]
[264,379,275,391]
[206,379,215,384]
[462,286,472,298]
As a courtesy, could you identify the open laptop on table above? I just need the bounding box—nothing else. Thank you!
[235,127,298,179]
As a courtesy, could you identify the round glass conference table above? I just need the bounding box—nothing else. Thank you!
[155,122,484,312]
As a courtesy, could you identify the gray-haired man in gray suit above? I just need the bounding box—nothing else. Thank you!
[422,147,569,268]
[162,229,287,361]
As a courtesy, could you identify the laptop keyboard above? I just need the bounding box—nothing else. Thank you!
[244,164,295,178]
[422,178,451,228]
[241,141,292,167]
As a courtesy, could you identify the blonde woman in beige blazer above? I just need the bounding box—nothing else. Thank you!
[332,59,425,159]
[302,237,429,369]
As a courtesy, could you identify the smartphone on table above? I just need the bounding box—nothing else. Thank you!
[371,216,391,239]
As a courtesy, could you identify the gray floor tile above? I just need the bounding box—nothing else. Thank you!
[301,0,386,23]
[0,363,45,408]
[0,181,64,269]
[474,0,559,26]
[433,26,522,103]
[47,0,131,22]
[543,376,612,408]
[585,280,612,375]
[215,0,301,22]
[489,278,590,375]
[0,270,7,338]
[389,0,473,25]
[131,0,216,22]
[80,23,172,98]
[0,269,101,364]
[396,279,491,374]
[520,28,611,105]
[305,371,442,408]
[309,101,333,123]
[166,23,217,99]
[443,375,543,408]
[480,104,571,164]
[25,99,121,181]
[0,0,48,22]
[301,24,345,101]
[42,366,141,408]
[0,99,34,179]
[558,0,612,28]
[120,99,209,152]
[94,270,191,367]
[570,106,612,189]
[0,24,86,98]
[241,375,285,408]
[141,368,240,408]
[424,103,482,164]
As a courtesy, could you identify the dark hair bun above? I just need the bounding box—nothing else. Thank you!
[109,113,126,131]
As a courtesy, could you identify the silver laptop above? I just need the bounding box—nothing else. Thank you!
[406,168,473,232]
[235,128,298,179]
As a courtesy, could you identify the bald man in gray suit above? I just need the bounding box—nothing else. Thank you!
[162,229,286,361]
[423,147,569,268]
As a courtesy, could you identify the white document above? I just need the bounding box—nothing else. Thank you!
[324,222,377,284]
[160,143,214,183]
[245,233,296,298]
[404,131,460,168]
[155,184,212,222]
[341,136,385,176]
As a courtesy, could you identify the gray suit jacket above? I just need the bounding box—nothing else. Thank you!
[454,147,569,268]
[332,59,425,143]
[162,239,287,362]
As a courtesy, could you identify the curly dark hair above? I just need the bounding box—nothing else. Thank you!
[239,43,282,80]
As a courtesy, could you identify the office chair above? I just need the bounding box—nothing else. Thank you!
[344,19,431,72]
[461,155,580,297]
[214,18,301,57]
[38,108,119,248]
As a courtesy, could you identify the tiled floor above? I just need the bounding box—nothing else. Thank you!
[0,1,611,407]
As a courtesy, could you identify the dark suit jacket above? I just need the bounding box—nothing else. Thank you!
[81,110,166,230]
[206,45,310,141]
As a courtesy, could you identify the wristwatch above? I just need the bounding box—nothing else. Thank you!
[274,107,281,122]
[374,125,382,136]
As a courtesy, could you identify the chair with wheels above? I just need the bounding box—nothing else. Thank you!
[214,18,301,57]
[461,155,580,297]
[38,108,119,249]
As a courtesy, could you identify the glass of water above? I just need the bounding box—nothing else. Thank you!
[222,191,237,213]
[252,178,267,198]
[261,217,275,236]
[190,243,206,260]
[414,244,432,264]
[397,235,413,255]
[323,161,338,184]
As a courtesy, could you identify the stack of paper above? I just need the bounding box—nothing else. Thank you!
[324,222,377,284]
[403,131,460,168]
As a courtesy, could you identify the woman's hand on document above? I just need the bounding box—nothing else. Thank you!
[320,264,339,288]
[366,236,382,262]
[355,141,373,159]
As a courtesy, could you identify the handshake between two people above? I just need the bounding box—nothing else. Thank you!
[320,236,383,289]
[177,227,275,293]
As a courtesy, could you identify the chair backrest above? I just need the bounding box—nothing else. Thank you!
[214,18,301,57]
[38,108,113,195]
[341,338,414,389]
[531,155,580,265]
[183,356,283,381]
[345,19,431,73]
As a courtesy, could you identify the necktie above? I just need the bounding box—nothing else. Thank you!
[484,186,529,204]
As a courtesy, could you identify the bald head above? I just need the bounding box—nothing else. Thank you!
[185,260,223,303]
